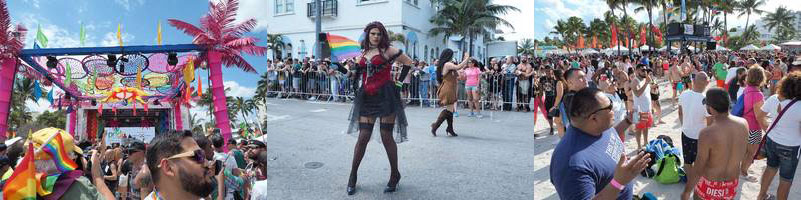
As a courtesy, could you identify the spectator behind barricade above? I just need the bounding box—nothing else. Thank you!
[501,56,518,111]
[417,61,432,106]
[246,140,267,180]
[145,130,219,200]
[228,139,246,169]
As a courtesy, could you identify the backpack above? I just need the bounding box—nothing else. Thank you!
[731,94,746,117]
[654,154,682,184]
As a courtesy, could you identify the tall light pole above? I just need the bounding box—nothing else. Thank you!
[315,0,322,59]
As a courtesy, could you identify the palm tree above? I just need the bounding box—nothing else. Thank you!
[169,0,266,146]
[551,20,569,49]
[266,34,285,60]
[189,113,205,134]
[603,11,619,48]
[430,0,519,56]
[717,0,737,43]
[0,0,27,138]
[711,18,724,36]
[565,16,586,52]
[763,6,795,33]
[737,0,765,44]
[588,18,609,48]
[773,25,796,43]
[386,31,406,44]
[742,25,761,45]
[517,39,535,55]
[233,96,254,127]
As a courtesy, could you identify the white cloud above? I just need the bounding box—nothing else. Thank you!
[16,13,99,48]
[23,0,39,9]
[495,0,534,41]
[114,0,145,11]
[210,0,269,32]
[101,32,135,47]
[26,99,52,114]
[223,81,256,98]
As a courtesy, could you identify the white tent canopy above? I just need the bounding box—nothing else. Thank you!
[761,44,781,50]
[740,44,760,51]
[714,45,730,51]
[606,46,630,51]
[780,41,801,46]
[580,48,600,55]
[639,45,654,51]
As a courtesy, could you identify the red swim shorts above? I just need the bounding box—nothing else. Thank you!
[694,176,738,200]
[636,112,653,130]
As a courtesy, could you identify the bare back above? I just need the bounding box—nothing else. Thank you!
[697,116,749,181]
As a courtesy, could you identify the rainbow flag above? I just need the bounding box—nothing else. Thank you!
[2,142,37,200]
[327,34,360,62]
[41,132,79,172]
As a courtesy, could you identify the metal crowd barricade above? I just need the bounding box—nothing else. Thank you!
[263,66,536,116]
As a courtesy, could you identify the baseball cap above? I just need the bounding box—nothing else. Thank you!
[125,141,146,154]
[30,128,83,160]
[248,140,266,149]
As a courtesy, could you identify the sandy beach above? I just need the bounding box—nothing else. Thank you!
[532,81,801,199]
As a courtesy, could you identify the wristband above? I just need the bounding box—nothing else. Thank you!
[609,179,625,190]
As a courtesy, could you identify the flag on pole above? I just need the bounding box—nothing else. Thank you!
[79,22,86,46]
[157,21,162,45]
[610,22,618,47]
[64,62,72,86]
[136,64,143,89]
[36,24,48,48]
[39,129,79,172]
[592,36,598,49]
[197,74,203,97]
[2,141,37,200]
[640,25,647,46]
[47,89,54,104]
[33,80,41,101]
[577,35,585,49]
[117,24,123,46]
[33,42,40,49]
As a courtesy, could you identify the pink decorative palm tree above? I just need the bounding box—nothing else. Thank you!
[169,0,265,150]
[0,0,27,140]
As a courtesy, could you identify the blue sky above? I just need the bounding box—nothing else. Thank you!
[9,0,265,97]
[533,0,801,41]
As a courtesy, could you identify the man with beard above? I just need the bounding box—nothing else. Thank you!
[246,140,267,180]
[632,64,653,149]
[145,130,221,200]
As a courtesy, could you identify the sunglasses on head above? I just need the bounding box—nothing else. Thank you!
[159,149,207,167]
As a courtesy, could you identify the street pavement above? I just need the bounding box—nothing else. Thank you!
[262,98,536,200]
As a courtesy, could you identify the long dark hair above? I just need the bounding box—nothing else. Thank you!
[360,21,391,58]
[437,48,454,84]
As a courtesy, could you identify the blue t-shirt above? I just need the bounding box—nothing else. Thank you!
[550,126,631,200]
[426,65,437,81]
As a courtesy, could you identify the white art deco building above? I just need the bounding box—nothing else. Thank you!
[264,0,489,63]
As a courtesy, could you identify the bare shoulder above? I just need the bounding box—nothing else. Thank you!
[386,47,401,55]
[730,116,749,129]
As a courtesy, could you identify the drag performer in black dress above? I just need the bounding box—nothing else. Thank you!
[345,21,413,195]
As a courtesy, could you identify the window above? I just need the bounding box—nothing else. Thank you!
[275,0,294,15]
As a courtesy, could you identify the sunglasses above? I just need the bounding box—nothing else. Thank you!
[586,97,614,118]
[159,149,207,167]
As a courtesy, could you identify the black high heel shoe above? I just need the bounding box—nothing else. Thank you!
[347,175,357,195]
[384,172,401,193]
[446,128,458,137]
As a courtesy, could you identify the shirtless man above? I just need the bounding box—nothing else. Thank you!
[516,55,534,111]
[669,57,683,105]
[681,88,749,200]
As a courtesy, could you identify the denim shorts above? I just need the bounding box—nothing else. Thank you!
[765,137,800,181]
[465,85,478,91]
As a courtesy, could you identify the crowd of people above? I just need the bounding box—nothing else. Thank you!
[548,48,801,199]
[0,126,269,200]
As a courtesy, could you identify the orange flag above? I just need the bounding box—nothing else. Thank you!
[610,22,618,47]
[578,36,585,49]
[592,36,598,49]
[640,25,647,46]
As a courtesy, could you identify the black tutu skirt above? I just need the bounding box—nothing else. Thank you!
[346,82,408,143]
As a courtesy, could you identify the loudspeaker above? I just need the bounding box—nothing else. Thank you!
[318,33,328,41]
[667,23,682,36]
[707,41,716,50]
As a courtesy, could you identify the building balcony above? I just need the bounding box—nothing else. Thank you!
[307,0,338,18]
